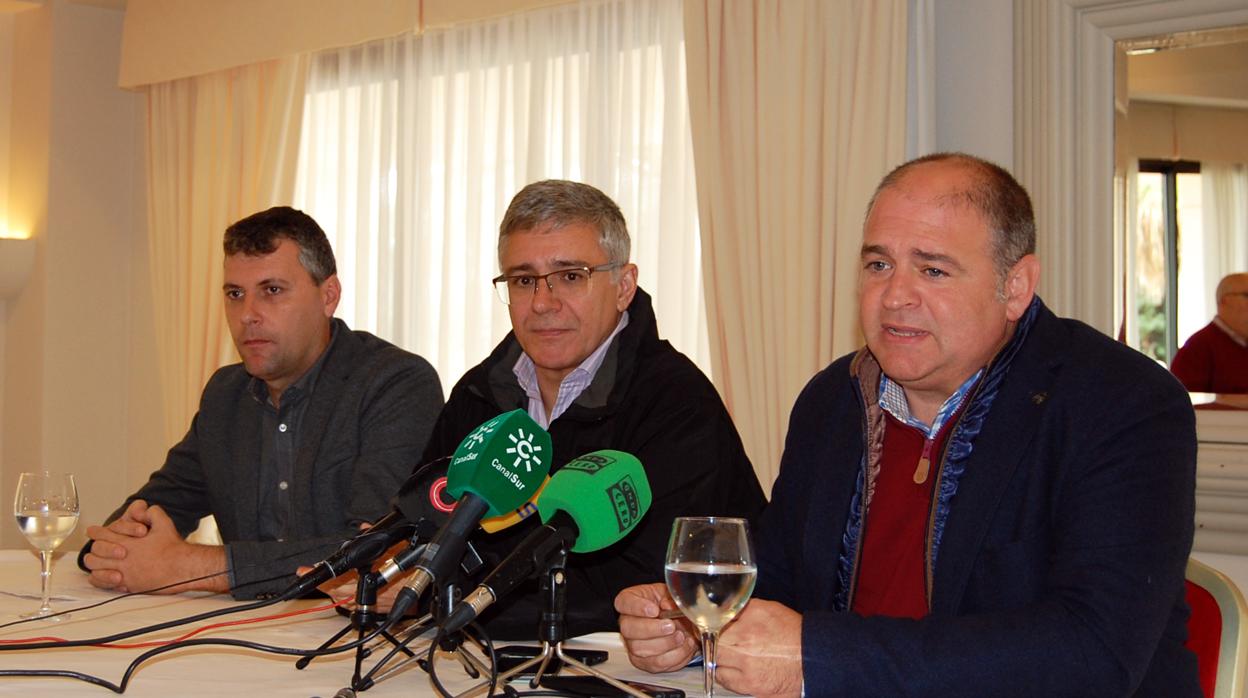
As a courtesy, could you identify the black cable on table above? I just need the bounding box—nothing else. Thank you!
[0,615,398,692]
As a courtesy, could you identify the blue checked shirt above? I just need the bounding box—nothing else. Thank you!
[878,369,983,437]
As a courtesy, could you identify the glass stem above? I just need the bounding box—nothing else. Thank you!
[38,549,53,615]
[701,631,718,698]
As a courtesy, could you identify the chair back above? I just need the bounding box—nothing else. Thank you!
[1185,557,1248,698]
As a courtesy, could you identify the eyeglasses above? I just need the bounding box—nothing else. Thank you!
[492,262,622,305]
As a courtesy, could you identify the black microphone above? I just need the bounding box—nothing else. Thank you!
[281,457,452,598]
[384,410,552,620]
[389,456,458,526]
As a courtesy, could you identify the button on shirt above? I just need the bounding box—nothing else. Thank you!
[249,334,334,543]
[514,312,630,428]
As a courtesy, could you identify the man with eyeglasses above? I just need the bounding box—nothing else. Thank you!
[1171,272,1248,394]
[421,179,766,637]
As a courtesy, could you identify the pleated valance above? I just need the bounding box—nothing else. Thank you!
[118,0,572,88]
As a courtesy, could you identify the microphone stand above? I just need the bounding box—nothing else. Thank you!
[355,546,488,691]
[456,549,649,698]
[296,567,418,690]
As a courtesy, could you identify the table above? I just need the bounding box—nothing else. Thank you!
[0,551,710,697]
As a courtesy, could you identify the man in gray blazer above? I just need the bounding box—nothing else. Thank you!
[81,206,443,599]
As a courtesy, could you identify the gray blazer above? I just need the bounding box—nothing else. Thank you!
[83,318,443,598]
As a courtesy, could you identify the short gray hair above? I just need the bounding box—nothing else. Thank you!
[866,152,1036,281]
[498,180,630,266]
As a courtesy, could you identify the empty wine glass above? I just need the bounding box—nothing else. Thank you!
[664,516,756,698]
[13,472,80,620]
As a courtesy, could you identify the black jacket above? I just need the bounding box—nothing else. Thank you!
[423,288,767,638]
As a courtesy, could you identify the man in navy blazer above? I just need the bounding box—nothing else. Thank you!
[616,154,1199,696]
[81,207,443,599]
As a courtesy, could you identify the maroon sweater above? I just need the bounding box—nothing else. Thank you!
[851,412,955,619]
[1171,320,1248,393]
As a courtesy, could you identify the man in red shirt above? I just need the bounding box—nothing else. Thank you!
[1171,272,1248,394]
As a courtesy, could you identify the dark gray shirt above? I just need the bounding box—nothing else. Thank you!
[249,325,335,542]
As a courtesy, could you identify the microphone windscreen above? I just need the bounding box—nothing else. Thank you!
[537,450,652,553]
[390,456,455,526]
[446,409,551,517]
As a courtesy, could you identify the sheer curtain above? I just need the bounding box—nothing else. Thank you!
[683,0,908,490]
[1201,161,1248,304]
[293,0,706,392]
[146,56,309,444]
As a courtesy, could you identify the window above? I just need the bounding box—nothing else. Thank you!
[1132,160,1201,362]
[292,0,707,390]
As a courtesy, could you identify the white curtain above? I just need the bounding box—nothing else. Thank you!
[293,0,707,391]
[146,56,309,445]
[906,0,935,159]
[683,0,908,491]
[1201,161,1248,305]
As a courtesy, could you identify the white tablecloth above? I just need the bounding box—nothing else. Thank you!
[5,547,1239,696]
[0,550,709,697]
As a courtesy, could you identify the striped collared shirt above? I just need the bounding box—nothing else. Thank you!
[878,368,983,438]
[514,311,630,428]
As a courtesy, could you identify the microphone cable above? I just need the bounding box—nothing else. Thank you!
[0,567,238,633]
[0,600,404,692]
[0,596,351,649]
[0,541,345,634]
[0,554,324,651]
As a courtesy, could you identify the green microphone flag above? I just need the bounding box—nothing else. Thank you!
[447,409,551,518]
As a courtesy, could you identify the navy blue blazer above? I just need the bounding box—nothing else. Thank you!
[755,302,1199,696]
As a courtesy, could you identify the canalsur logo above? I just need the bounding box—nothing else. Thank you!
[464,418,499,450]
[607,475,641,532]
[506,427,544,473]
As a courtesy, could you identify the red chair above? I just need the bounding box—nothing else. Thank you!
[1185,558,1248,698]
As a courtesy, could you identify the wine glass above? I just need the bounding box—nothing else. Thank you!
[664,516,756,698]
[13,472,80,620]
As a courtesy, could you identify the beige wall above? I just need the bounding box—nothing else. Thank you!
[1,0,158,551]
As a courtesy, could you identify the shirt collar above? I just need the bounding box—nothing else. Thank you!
[878,368,983,438]
[514,311,630,423]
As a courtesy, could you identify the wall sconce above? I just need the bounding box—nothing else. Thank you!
[0,236,35,300]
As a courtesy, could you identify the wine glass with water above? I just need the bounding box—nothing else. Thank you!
[664,516,756,698]
[14,472,80,620]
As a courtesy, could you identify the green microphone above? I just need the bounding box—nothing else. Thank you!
[441,450,652,633]
[536,450,651,551]
[386,410,551,620]
[445,410,550,516]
